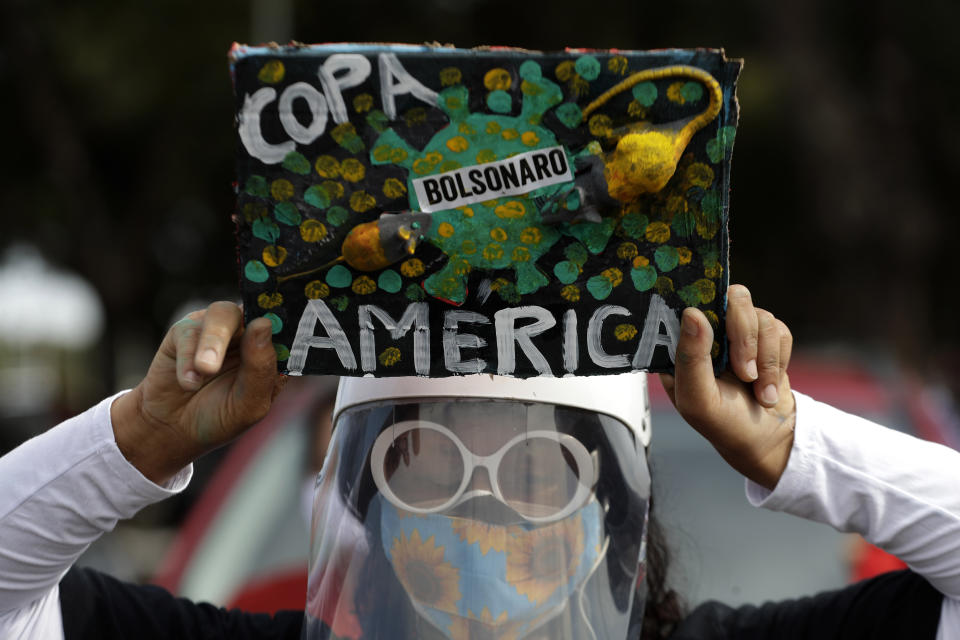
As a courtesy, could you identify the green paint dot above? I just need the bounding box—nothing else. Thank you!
[555,103,582,129]
[411,221,420,229]
[304,185,331,209]
[519,60,542,80]
[330,295,349,311]
[621,212,649,239]
[680,81,704,103]
[654,245,679,272]
[263,312,283,334]
[574,55,601,81]
[706,139,723,164]
[564,243,588,265]
[405,283,425,301]
[326,206,349,226]
[672,210,695,238]
[274,343,290,361]
[282,151,311,175]
[554,261,580,284]
[586,274,613,300]
[565,189,581,211]
[496,282,520,304]
[378,269,402,293]
[487,90,512,114]
[366,110,389,133]
[631,82,657,107]
[326,264,352,288]
[701,190,721,221]
[244,260,269,283]
[678,285,701,307]
[274,201,302,225]
[245,175,268,197]
[252,218,280,243]
[631,265,657,291]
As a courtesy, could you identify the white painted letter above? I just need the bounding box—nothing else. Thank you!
[378,53,439,121]
[318,54,372,124]
[358,303,430,375]
[632,295,680,368]
[443,310,490,374]
[278,82,329,144]
[289,299,357,373]
[587,305,632,368]
[563,309,578,374]
[494,306,556,376]
[239,88,297,164]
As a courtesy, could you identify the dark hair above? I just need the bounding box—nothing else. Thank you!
[640,497,686,640]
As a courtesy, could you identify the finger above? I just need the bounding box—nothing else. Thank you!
[725,285,759,382]
[672,308,720,423]
[753,309,781,407]
[169,311,206,391]
[776,318,793,381]
[194,301,244,376]
[658,373,677,407]
[229,317,279,425]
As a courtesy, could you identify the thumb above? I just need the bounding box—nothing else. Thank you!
[672,307,719,422]
[231,318,279,425]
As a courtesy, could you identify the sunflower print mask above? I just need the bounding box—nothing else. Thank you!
[378,496,604,639]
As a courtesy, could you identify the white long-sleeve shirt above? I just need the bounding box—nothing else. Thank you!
[0,391,958,639]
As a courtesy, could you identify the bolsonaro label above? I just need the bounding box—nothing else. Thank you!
[412,146,573,213]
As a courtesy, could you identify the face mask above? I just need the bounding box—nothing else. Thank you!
[378,496,605,639]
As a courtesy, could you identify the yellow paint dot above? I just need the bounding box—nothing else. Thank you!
[383,178,407,199]
[484,68,512,91]
[667,82,687,104]
[321,180,344,200]
[608,56,629,75]
[645,222,671,243]
[457,122,477,135]
[451,259,471,276]
[349,191,376,213]
[412,158,433,175]
[561,284,580,302]
[438,222,455,238]
[446,136,469,152]
[521,131,540,146]
[305,280,330,299]
[588,114,613,138]
[340,158,366,182]
[390,148,408,164]
[704,310,719,329]
[476,149,496,164]
[262,245,287,267]
[655,276,674,296]
[511,246,531,262]
[351,275,377,294]
[439,67,462,87]
[520,227,542,245]
[258,292,283,309]
[270,179,294,201]
[461,240,477,255]
[686,163,715,188]
[438,160,461,172]
[482,243,504,261]
[705,261,723,278]
[482,199,500,208]
[677,247,693,265]
[400,258,424,277]
[353,93,374,113]
[501,128,519,140]
[315,155,341,178]
[459,206,474,218]
[695,278,717,303]
[490,278,509,291]
[257,60,285,84]
[614,324,638,341]
[666,195,688,214]
[632,255,650,268]
[425,151,443,165]
[300,219,328,242]
[486,121,502,135]
[555,61,575,82]
[404,107,427,126]
[712,340,720,358]
[602,267,623,287]
[379,346,402,366]
[617,242,639,259]
[494,200,526,219]
[372,146,391,162]
[570,76,590,97]
[490,227,508,242]
[242,202,267,223]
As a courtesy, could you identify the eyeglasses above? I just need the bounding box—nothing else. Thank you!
[370,420,598,523]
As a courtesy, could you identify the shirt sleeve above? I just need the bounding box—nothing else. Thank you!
[0,392,192,619]
[744,391,960,639]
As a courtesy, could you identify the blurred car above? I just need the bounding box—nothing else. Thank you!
[151,352,959,611]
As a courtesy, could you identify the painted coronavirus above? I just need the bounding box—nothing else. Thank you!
[370,60,614,304]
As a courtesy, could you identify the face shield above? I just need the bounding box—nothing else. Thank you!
[303,374,652,640]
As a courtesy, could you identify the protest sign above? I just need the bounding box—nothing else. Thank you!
[231,44,740,377]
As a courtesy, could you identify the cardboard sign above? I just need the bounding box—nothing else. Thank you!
[230,44,740,378]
